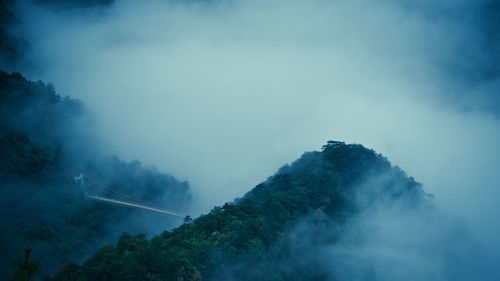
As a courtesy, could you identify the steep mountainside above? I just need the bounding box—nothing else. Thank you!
[53,141,428,281]
[0,71,191,277]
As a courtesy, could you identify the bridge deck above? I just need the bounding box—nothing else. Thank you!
[87,195,185,218]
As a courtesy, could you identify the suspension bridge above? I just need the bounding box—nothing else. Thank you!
[72,174,192,219]
[86,195,186,218]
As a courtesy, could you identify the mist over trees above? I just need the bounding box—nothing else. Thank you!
[1,0,500,280]
[0,70,494,281]
[48,141,433,281]
[0,71,192,278]
[0,69,438,280]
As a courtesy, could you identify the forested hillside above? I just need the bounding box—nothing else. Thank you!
[53,141,428,281]
[0,71,192,278]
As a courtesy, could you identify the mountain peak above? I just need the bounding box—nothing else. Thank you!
[55,141,427,281]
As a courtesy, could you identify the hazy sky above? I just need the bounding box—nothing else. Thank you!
[11,0,500,253]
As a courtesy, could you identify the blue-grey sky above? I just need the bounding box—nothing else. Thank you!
[8,0,500,272]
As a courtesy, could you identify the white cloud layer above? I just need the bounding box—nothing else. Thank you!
[14,0,500,255]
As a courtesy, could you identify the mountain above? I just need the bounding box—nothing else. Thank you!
[0,71,192,278]
[51,141,428,281]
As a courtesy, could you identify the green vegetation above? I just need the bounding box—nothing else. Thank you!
[10,249,41,281]
[53,141,426,281]
[0,125,56,180]
[0,71,427,280]
[0,71,191,278]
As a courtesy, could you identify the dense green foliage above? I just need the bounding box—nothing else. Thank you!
[0,125,56,180]
[0,72,427,281]
[55,141,426,281]
[0,71,191,278]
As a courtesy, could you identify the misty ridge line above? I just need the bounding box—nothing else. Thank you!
[0,69,498,280]
[47,141,500,281]
[0,0,500,280]
[9,0,500,208]
[0,70,193,277]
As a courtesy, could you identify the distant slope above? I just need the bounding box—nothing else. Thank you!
[0,71,96,155]
[53,141,427,281]
[0,71,192,277]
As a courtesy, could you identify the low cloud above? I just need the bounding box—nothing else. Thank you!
[4,1,500,274]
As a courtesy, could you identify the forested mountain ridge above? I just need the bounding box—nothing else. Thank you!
[0,71,95,161]
[53,141,428,281]
[0,71,192,278]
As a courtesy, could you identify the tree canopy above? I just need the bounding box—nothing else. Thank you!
[52,141,427,281]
